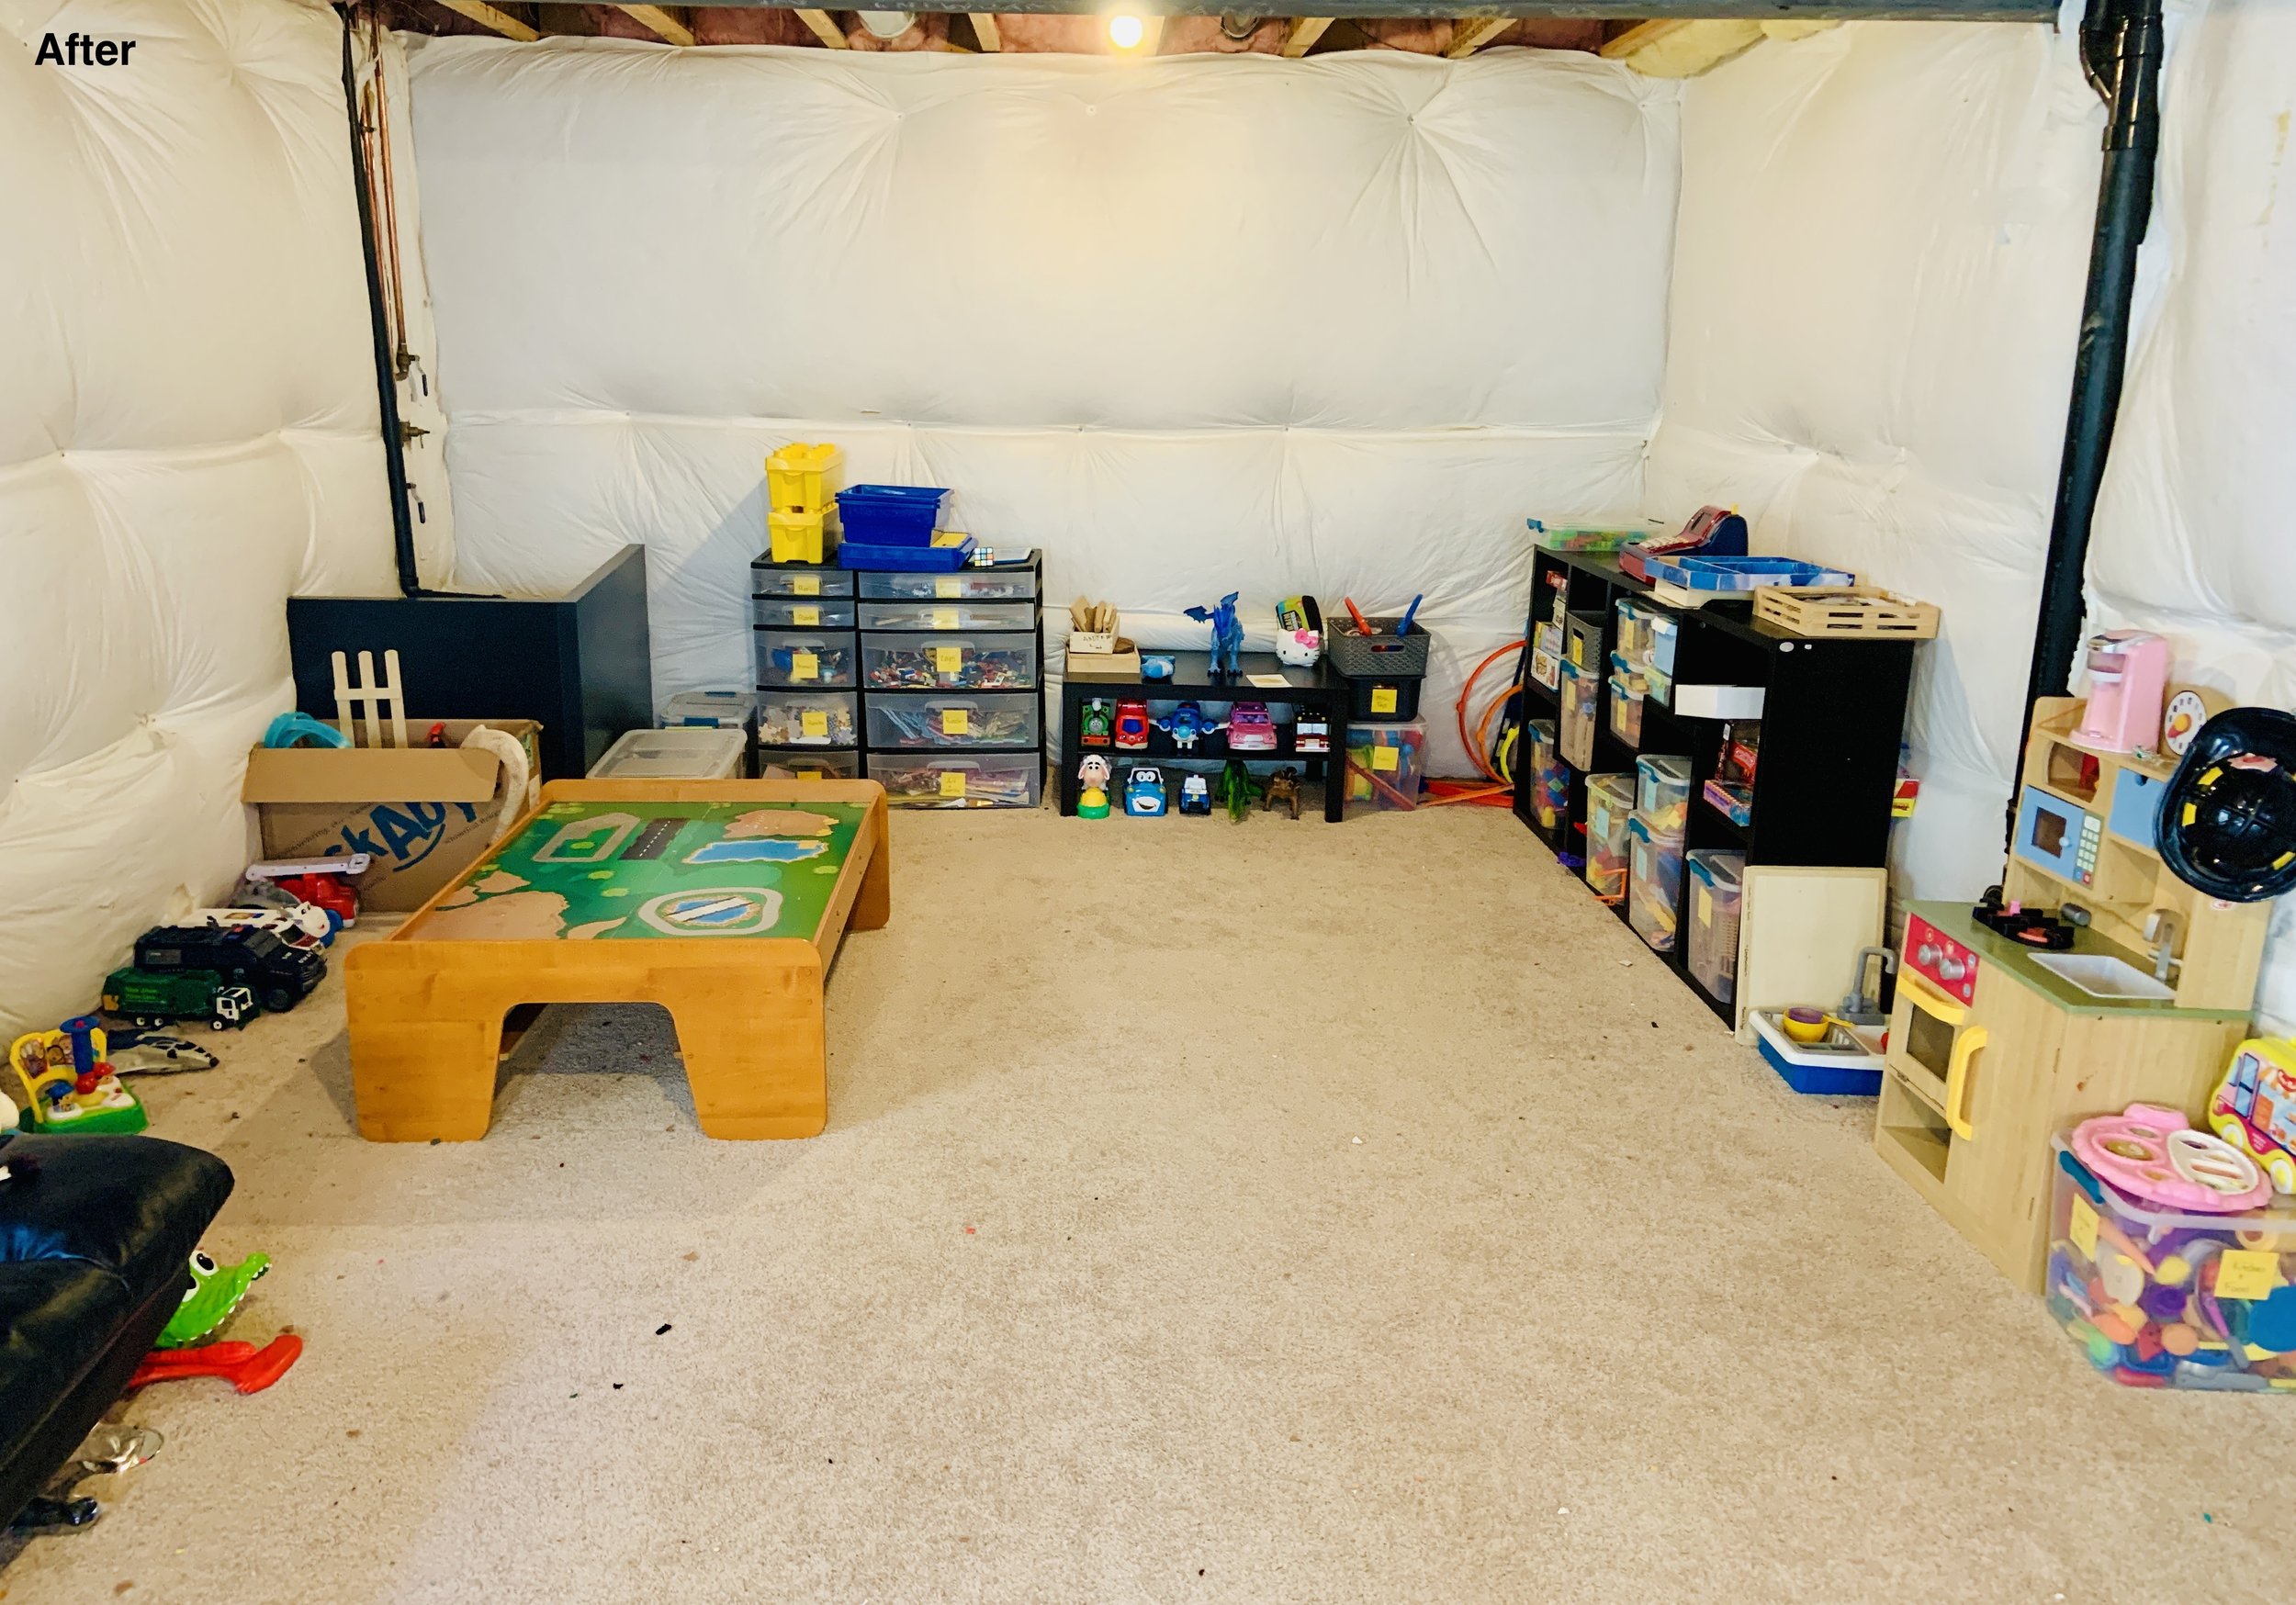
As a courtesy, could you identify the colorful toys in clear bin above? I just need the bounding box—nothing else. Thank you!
[876,702,1025,747]
[1158,701,1217,752]
[1227,702,1277,753]
[1525,719,1566,830]
[1344,722,1425,811]
[2046,1105,2296,1390]
[1081,700,1113,746]
[1114,701,1150,751]
[864,642,1028,691]
[9,1017,146,1135]
[1275,596,1322,667]
[1077,755,1112,820]
[1177,773,1212,816]
[767,640,854,685]
[1124,767,1167,817]
[1186,592,1244,679]
[2211,1038,2296,1195]
[758,696,857,748]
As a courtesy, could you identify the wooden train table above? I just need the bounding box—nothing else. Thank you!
[346,780,890,1141]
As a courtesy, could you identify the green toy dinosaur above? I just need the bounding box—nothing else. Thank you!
[157,1249,270,1349]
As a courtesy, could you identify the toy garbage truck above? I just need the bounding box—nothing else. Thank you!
[101,968,257,1031]
[133,924,323,1015]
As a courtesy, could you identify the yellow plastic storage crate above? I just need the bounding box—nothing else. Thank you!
[766,442,842,515]
[769,509,834,565]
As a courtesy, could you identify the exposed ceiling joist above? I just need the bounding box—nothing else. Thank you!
[793,7,850,45]
[434,0,540,39]
[1280,17,1334,55]
[1444,16,1513,54]
[971,11,1002,48]
[618,4,695,43]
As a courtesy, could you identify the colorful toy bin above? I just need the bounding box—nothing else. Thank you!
[2046,1118,2296,1391]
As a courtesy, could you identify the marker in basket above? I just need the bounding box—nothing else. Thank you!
[1395,594,1424,637]
[1344,596,1374,636]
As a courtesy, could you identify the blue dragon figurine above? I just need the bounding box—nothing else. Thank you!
[1186,592,1244,679]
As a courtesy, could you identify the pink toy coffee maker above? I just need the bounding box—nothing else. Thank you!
[2074,631,2169,753]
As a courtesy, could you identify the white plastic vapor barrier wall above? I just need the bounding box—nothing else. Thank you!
[1647,19,2103,901]
[2090,0,2296,1029]
[0,0,394,1036]
[400,39,1683,774]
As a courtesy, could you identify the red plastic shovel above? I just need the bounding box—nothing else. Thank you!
[129,1335,303,1395]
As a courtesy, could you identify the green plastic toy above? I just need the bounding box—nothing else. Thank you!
[157,1249,271,1349]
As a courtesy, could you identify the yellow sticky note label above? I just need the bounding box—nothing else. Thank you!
[792,605,820,627]
[932,607,960,630]
[941,709,971,736]
[1696,886,1714,927]
[800,710,829,739]
[2067,1196,2099,1260]
[935,577,962,599]
[2216,1250,2279,1301]
[791,650,819,683]
[1370,745,1399,772]
[796,769,821,782]
[1370,686,1398,715]
[939,769,968,798]
[932,529,966,548]
[934,645,962,676]
[793,575,821,597]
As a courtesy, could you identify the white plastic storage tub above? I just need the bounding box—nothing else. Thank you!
[757,746,861,781]
[861,632,1038,691]
[865,693,1040,749]
[753,596,859,630]
[588,727,747,780]
[871,751,1041,808]
[1626,813,1686,952]
[858,600,1035,632]
[754,629,859,688]
[755,690,860,748]
[1684,850,1747,1003]
[659,690,752,729]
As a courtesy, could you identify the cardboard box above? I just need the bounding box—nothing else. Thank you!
[242,720,543,912]
[1065,636,1142,681]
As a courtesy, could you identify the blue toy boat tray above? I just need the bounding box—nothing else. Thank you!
[838,535,977,572]
[1641,556,1854,593]
[1749,1009,1885,1097]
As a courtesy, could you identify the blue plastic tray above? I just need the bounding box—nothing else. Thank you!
[1755,1033,1883,1097]
[1644,556,1854,592]
[838,536,977,573]
[835,486,951,544]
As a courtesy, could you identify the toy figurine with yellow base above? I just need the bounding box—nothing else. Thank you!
[9,1016,147,1135]
[2210,1037,2296,1195]
[1077,754,1111,819]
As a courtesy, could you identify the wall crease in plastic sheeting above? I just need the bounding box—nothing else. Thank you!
[2089,0,2296,1029]
[1645,19,2104,907]
[400,39,1683,774]
[0,0,395,1036]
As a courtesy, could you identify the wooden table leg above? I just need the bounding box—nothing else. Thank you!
[850,793,892,932]
[662,951,828,1139]
[347,950,504,1141]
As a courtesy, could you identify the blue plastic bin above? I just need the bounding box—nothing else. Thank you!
[1641,556,1853,592]
[834,486,951,545]
[838,536,977,573]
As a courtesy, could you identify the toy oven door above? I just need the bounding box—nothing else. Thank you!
[1886,972,1971,1117]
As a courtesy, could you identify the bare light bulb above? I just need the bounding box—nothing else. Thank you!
[1109,14,1143,49]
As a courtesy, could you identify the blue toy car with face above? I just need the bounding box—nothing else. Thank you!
[1124,767,1167,816]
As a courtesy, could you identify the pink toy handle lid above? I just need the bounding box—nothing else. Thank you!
[2071,1104,2271,1213]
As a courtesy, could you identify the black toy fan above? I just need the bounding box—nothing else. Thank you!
[2156,707,2296,903]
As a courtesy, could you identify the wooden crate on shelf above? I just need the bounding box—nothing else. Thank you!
[1753,585,1940,640]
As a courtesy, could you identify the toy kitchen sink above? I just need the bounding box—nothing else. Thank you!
[1872,694,2271,1294]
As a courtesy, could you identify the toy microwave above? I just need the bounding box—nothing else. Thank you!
[2015,787,2102,887]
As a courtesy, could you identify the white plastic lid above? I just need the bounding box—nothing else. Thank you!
[590,727,747,780]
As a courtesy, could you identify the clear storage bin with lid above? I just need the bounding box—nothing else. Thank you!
[1637,755,1693,833]
[588,727,746,780]
[1584,773,1635,900]
[1685,850,1747,1002]
[1559,657,1599,770]
[1626,812,1685,951]
[1525,718,1564,829]
[1609,668,1648,746]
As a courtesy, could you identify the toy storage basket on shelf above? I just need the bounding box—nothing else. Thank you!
[833,485,951,545]
[1344,721,1426,811]
[1639,556,1854,593]
[1559,658,1598,770]
[2045,1135,2296,1392]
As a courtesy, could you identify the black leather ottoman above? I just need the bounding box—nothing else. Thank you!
[0,1135,232,1526]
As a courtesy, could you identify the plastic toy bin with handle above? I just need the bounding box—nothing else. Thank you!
[1637,754,1693,834]
[1559,657,1599,770]
[833,485,951,545]
[1626,812,1685,952]
[1584,773,1635,901]
[1607,670,1647,746]
[1684,849,1747,1003]
[2045,1135,2296,1391]
[1525,718,1564,829]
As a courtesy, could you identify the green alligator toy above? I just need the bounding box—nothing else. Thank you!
[157,1249,271,1349]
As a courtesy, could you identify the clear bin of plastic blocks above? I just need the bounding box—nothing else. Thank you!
[1343,721,1425,811]
[753,629,858,689]
[1584,772,1635,901]
[861,632,1038,691]
[1637,754,1693,833]
[872,751,1041,809]
[1627,812,1685,951]
[1525,718,1564,829]
[757,746,861,781]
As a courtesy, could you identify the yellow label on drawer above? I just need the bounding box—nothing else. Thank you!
[1370,686,1398,715]
[941,709,971,736]
[2216,1250,2279,1301]
[2067,1196,2099,1259]
[939,769,968,798]
[1696,886,1714,927]
[935,577,962,599]
[934,645,962,676]
[800,710,829,739]
[1371,745,1398,772]
[792,650,819,683]
[793,605,820,627]
[793,575,821,597]
[932,607,960,630]
[796,769,822,782]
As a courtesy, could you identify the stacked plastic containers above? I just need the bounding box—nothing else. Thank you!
[1627,755,1692,951]
[1525,718,1566,831]
[1584,773,1635,902]
[857,551,1044,807]
[767,443,842,564]
[1344,721,1427,811]
[1614,596,1680,707]
[1685,850,1748,1002]
[834,485,973,571]
[1558,657,1599,770]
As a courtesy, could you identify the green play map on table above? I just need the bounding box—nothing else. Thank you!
[415,800,864,943]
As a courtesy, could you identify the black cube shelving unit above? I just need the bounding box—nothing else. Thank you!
[1512,549,1917,1021]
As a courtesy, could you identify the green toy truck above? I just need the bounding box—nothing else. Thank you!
[101,968,256,1031]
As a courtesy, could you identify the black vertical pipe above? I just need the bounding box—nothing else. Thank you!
[2020,0,2164,720]
[338,7,423,598]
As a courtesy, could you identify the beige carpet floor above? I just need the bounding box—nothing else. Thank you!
[6,805,2290,1604]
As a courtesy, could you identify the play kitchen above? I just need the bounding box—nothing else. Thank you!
[1874,647,2288,1295]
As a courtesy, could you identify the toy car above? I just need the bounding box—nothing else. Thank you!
[102,968,256,1031]
[134,925,324,1016]
[1228,701,1277,753]
[1124,767,1167,816]
[1295,713,1330,755]
[1114,700,1151,751]
[1177,774,1212,815]
[193,905,332,952]
[1080,699,1114,746]
[102,1032,220,1075]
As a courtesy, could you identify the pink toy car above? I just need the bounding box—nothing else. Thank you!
[1227,701,1277,753]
